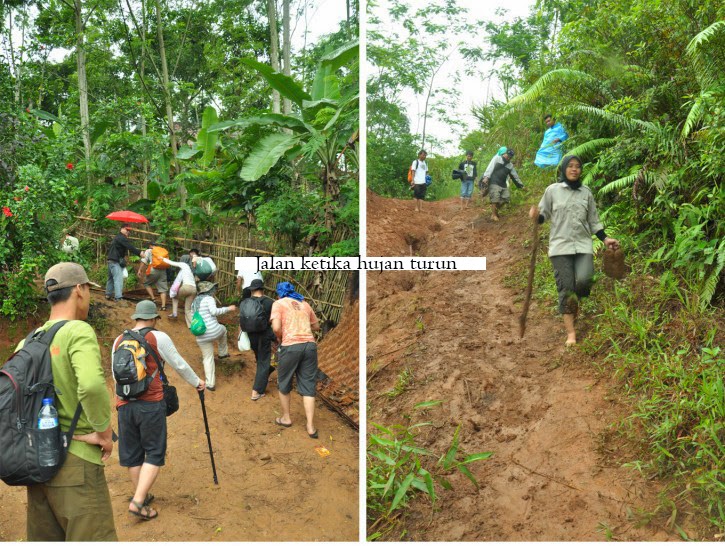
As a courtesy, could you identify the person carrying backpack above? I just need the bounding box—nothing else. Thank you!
[111,300,205,521]
[2,263,117,541]
[189,248,217,282]
[163,254,197,326]
[139,241,170,310]
[458,150,477,210]
[239,278,276,401]
[191,282,237,391]
[480,147,525,221]
[408,150,429,213]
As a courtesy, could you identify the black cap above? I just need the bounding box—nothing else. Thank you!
[249,279,264,291]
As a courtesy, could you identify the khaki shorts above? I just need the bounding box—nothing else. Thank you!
[27,453,117,541]
[144,267,169,293]
[489,184,511,204]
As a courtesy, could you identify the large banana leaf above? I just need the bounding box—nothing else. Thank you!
[240,132,300,181]
[311,41,358,101]
[196,106,219,167]
[208,114,312,134]
[240,58,311,107]
[177,145,202,160]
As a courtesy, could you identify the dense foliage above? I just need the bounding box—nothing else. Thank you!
[0,0,359,317]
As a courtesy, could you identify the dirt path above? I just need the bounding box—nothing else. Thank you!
[366,191,696,541]
[0,300,358,541]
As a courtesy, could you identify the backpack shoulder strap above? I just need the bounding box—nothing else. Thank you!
[124,328,164,382]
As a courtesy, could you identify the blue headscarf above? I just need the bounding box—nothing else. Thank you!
[276,281,304,301]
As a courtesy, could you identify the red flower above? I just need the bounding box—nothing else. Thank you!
[73,200,78,205]
[66,163,74,170]
[2,206,12,218]
[24,186,29,192]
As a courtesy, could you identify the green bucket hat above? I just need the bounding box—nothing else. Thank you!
[132,300,161,320]
[197,281,217,294]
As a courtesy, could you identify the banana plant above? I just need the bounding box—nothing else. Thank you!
[207,40,359,225]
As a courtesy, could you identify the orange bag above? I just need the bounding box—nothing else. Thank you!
[146,246,169,275]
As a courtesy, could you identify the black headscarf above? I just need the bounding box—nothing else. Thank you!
[558,154,583,189]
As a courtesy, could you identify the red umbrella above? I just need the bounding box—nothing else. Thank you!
[105,210,149,223]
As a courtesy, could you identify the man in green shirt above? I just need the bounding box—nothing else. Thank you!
[15,262,117,541]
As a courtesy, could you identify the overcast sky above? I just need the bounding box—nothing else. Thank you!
[369,0,536,156]
[6,0,347,67]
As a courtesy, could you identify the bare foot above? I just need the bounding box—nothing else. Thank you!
[565,334,577,347]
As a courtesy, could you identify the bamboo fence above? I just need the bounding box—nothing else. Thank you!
[74,217,352,324]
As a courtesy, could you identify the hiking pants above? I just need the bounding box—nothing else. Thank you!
[550,253,594,314]
[27,453,117,541]
[197,329,229,389]
[105,260,124,300]
[249,330,274,394]
[172,284,197,327]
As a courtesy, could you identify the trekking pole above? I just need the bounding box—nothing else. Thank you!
[519,213,540,338]
[198,390,219,485]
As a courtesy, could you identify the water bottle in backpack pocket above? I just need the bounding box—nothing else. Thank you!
[0,321,81,486]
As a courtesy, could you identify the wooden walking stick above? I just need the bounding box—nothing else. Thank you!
[519,213,540,338]
[198,390,219,485]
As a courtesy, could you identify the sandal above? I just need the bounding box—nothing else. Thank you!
[127,493,154,505]
[129,500,158,521]
[160,307,167,311]
[251,393,265,401]
[308,429,319,439]
[275,417,292,428]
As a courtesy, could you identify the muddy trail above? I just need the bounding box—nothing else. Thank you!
[0,298,358,542]
[366,190,700,541]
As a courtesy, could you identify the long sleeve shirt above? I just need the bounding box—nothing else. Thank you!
[107,233,141,263]
[111,329,201,390]
[164,259,196,287]
[193,295,233,343]
[482,155,524,188]
[538,182,604,257]
[15,320,111,466]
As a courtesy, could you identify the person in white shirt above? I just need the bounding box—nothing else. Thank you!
[189,248,217,281]
[61,232,80,254]
[408,149,428,212]
[236,269,263,300]
[162,255,197,327]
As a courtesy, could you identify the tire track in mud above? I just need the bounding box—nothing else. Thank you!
[366,191,686,541]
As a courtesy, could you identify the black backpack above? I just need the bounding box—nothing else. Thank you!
[0,321,83,486]
[239,297,268,333]
[112,328,160,400]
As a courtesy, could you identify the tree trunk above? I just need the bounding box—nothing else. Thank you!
[154,0,183,204]
[75,0,92,190]
[282,0,291,114]
[140,0,148,198]
[267,0,281,113]
[421,58,446,151]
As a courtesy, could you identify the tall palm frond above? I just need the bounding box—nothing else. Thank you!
[686,20,725,89]
[566,138,617,160]
[507,69,603,109]
[568,103,660,134]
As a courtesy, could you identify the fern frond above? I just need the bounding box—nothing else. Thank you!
[686,20,725,89]
[681,97,705,140]
[582,162,601,188]
[565,138,617,160]
[507,69,602,109]
[700,239,725,310]
[569,103,659,134]
[598,168,643,197]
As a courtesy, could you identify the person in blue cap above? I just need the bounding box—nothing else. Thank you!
[270,282,321,438]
